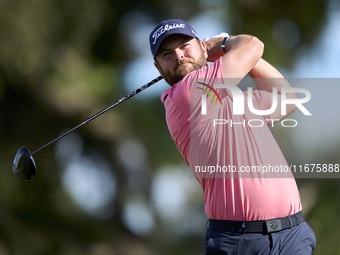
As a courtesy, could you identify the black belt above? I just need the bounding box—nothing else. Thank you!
[208,211,304,233]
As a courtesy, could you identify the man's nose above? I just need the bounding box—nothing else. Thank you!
[174,49,184,60]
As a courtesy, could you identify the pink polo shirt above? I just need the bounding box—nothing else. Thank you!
[161,58,301,221]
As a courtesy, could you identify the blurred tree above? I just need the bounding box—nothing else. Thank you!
[227,0,328,69]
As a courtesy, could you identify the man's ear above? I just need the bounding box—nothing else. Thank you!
[200,40,208,60]
[154,61,162,74]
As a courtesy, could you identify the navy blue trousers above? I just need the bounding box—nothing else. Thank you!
[204,221,316,255]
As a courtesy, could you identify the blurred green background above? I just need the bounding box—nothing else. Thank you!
[1,0,340,254]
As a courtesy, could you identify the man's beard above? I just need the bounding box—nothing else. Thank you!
[159,49,207,86]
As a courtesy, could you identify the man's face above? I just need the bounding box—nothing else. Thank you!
[154,35,208,86]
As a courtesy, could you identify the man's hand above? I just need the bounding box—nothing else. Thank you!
[204,36,226,62]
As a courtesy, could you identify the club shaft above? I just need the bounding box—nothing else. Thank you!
[31,76,163,155]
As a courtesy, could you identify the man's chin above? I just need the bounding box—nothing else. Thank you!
[176,65,194,76]
[164,73,187,86]
[163,65,197,86]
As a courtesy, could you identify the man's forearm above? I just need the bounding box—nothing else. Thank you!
[249,58,293,95]
[250,58,298,120]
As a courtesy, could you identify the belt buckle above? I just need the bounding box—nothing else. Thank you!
[266,219,283,233]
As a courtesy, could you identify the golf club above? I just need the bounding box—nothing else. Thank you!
[13,76,163,181]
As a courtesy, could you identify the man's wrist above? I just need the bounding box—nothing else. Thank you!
[221,34,230,53]
[203,32,230,42]
[203,32,230,55]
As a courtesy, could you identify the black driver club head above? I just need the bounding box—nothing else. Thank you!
[13,147,36,181]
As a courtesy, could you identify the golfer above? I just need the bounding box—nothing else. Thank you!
[149,19,316,254]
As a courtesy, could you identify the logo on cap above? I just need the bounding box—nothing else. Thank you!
[149,19,199,58]
[152,23,186,45]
